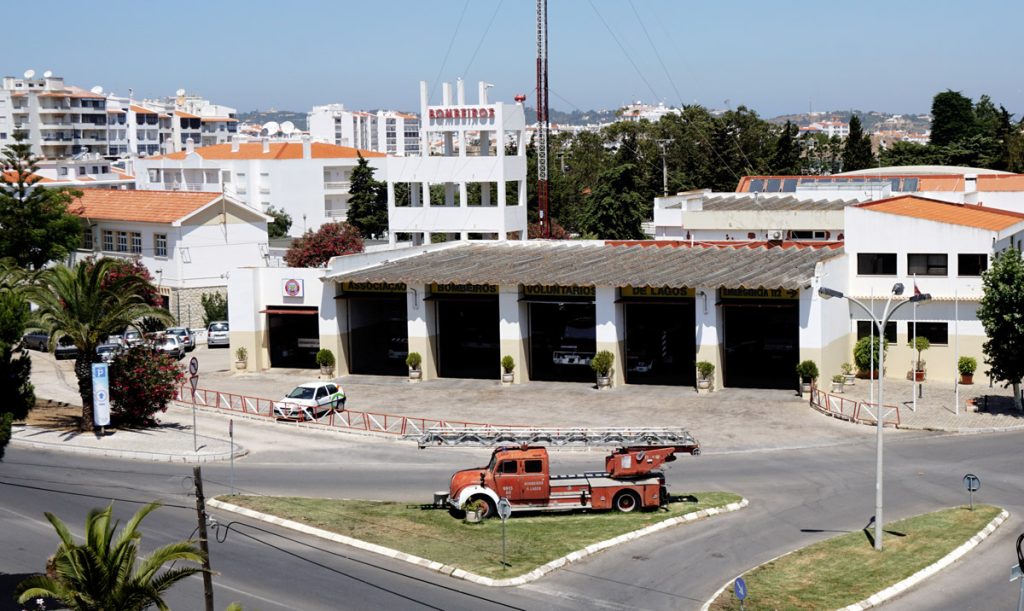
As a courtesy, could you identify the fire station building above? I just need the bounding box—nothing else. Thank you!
[230,239,846,390]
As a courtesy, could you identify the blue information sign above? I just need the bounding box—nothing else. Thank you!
[91,363,110,427]
[734,577,747,601]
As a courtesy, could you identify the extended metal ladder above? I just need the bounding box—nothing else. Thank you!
[407,426,699,450]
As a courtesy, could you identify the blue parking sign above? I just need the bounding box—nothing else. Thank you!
[91,363,110,427]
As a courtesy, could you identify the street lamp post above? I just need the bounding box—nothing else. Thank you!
[819,283,931,551]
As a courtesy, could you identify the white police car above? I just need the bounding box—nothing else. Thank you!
[274,382,346,420]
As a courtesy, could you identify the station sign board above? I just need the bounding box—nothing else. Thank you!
[523,284,595,298]
[430,282,498,295]
[339,281,407,294]
[620,286,695,299]
[282,278,304,298]
[427,106,496,123]
[720,287,799,300]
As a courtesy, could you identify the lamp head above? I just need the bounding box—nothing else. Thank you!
[818,287,843,300]
[891,283,904,296]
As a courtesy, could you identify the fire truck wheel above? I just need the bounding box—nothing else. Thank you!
[470,495,497,519]
[613,490,640,513]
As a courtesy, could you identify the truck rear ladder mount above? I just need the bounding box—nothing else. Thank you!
[408,426,698,450]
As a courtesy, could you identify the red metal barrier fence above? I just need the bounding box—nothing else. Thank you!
[809,387,900,427]
[175,385,515,437]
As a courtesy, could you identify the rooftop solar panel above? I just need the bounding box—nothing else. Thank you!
[766,179,781,192]
[903,177,918,191]
[782,178,797,192]
[749,179,764,192]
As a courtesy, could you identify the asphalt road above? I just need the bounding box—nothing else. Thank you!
[2,419,1023,610]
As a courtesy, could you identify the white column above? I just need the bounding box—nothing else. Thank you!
[387,182,397,247]
[498,286,529,383]
[406,285,437,380]
[694,288,723,389]
[595,287,626,387]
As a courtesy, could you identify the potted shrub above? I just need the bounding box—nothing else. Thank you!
[795,360,819,393]
[841,362,856,386]
[853,336,888,379]
[958,356,977,385]
[463,498,486,524]
[831,374,845,393]
[500,355,515,385]
[406,352,422,381]
[316,348,336,376]
[234,346,247,371]
[696,361,715,391]
[591,350,614,389]
[909,336,929,382]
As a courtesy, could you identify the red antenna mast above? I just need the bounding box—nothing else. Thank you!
[536,0,550,238]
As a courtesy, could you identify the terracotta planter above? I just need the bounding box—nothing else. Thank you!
[960,373,974,385]
[914,370,925,382]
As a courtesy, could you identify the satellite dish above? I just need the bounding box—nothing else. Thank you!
[176,88,186,97]
[262,121,280,136]
[43,70,53,78]
[280,121,295,135]
[91,85,104,94]
[23,69,35,79]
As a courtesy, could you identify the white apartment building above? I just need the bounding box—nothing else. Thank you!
[309,104,420,156]
[133,138,385,236]
[0,72,109,158]
[800,119,850,139]
[618,101,680,123]
[386,80,528,245]
[72,189,271,328]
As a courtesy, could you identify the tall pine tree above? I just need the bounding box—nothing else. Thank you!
[344,154,388,239]
[842,115,874,172]
[0,136,83,269]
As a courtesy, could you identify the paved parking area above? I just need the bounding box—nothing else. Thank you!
[28,345,1023,454]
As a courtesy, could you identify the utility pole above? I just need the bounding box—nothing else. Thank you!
[536,0,550,237]
[657,139,672,196]
[193,466,215,611]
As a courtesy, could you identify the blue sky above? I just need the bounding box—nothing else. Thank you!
[6,0,1023,117]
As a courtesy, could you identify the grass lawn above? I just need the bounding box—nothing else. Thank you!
[709,505,1002,610]
[225,492,741,578]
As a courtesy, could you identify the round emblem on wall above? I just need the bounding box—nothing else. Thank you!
[283,279,302,297]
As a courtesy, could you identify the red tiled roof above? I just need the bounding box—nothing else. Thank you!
[154,142,385,161]
[200,117,237,122]
[1,170,54,184]
[130,104,158,115]
[75,190,220,224]
[175,110,200,119]
[854,195,1024,231]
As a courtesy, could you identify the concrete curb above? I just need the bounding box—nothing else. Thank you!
[208,496,750,587]
[10,424,249,463]
[700,507,1008,611]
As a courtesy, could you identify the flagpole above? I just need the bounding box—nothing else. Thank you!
[912,274,918,413]
[870,288,875,405]
[954,289,959,416]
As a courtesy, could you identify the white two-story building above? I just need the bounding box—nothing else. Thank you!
[133,138,385,236]
[834,195,1024,383]
[72,189,271,328]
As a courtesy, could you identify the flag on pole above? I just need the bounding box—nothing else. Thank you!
[913,279,921,297]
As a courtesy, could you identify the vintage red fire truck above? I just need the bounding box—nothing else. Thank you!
[445,441,700,518]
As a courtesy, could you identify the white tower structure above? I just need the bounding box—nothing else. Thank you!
[386,80,528,245]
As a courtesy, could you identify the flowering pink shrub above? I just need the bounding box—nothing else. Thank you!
[284,222,364,268]
[109,346,185,427]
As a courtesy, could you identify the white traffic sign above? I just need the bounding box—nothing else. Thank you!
[497,498,512,522]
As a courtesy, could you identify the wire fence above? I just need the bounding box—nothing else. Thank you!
[175,385,515,437]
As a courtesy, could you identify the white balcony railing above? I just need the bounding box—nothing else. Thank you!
[324,181,351,191]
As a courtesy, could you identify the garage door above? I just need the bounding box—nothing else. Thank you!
[722,300,799,389]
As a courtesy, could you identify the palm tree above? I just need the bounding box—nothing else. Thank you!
[26,259,172,430]
[16,502,205,611]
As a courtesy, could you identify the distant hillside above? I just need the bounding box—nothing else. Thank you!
[768,110,931,133]
[238,110,308,130]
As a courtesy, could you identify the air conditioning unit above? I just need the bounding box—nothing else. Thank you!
[768,230,784,240]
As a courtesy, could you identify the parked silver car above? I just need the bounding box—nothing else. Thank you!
[96,343,121,364]
[165,327,195,352]
[207,321,230,347]
[155,336,185,360]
